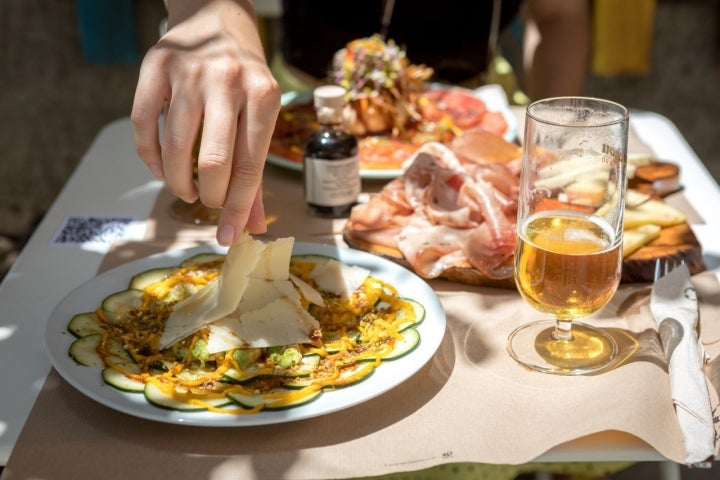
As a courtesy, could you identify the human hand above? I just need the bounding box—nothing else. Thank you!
[131,0,281,246]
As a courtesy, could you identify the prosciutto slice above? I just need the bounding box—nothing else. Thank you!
[348,139,519,280]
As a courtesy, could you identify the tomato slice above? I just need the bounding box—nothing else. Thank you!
[439,89,487,130]
[358,136,419,170]
[479,111,508,137]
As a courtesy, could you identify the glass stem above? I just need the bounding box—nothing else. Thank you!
[552,319,574,341]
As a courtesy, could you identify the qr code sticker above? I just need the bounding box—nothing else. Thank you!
[52,216,146,251]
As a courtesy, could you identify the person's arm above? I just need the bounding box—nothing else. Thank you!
[131,0,281,246]
[523,0,589,100]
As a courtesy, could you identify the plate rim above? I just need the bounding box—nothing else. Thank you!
[44,242,446,426]
[267,84,518,180]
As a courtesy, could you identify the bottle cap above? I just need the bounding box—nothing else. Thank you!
[313,85,347,112]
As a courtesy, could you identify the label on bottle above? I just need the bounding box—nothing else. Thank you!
[304,156,361,206]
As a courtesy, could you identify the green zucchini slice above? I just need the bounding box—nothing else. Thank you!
[128,267,175,291]
[384,327,420,360]
[101,289,145,323]
[357,327,420,362]
[102,366,145,393]
[144,381,234,411]
[395,298,426,331]
[69,334,104,367]
[291,254,334,264]
[67,312,105,338]
[227,387,322,411]
[180,253,225,267]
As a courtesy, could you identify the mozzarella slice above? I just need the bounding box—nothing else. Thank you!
[309,259,369,299]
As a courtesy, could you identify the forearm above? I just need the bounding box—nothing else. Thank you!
[523,0,590,100]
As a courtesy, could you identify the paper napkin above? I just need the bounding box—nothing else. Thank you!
[650,263,716,466]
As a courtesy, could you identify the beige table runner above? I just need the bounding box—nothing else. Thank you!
[5,158,720,479]
[5,115,720,479]
[5,265,720,479]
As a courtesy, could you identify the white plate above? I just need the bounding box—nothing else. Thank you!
[44,242,446,426]
[267,84,519,180]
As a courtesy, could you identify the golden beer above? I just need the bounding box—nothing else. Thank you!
[514,210,622,320]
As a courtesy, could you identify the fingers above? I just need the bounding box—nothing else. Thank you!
[246,183,267,234]
[130,51,168,181]
[216,81,281,246]
[131,46,203,204]
[162,92,203,203]
[195,84,242,209]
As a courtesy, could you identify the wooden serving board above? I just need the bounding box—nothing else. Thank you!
[622,222,704,283]
[344,159,705,288]
[623,159,705,282]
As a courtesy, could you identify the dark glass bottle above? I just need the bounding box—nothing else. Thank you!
[304,85,361,217]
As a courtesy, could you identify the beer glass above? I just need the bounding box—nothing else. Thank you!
[507,97,629,375]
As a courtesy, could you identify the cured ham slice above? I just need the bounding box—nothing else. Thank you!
[396,217,469,278]
[347,135,520,282]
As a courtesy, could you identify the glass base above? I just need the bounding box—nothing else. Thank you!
[506,320,618,375]
[168,199,221,225]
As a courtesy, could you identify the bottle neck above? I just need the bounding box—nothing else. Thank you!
[316,106,343,126]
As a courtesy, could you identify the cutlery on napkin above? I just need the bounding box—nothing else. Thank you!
[650,263,716,466]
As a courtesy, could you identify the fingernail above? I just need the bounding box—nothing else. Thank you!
[149,163,164,179]
[248,217,267,234]
[217,224,236,246]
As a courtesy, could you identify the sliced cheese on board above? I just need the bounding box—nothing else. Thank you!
[623,224,662,257]
[624,199,687,229]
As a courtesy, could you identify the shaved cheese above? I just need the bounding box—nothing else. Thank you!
[206,318,244,354]
[290,273,325,306]
[250,237,294,280]
[235,279,299,313]
[159,232,265,349]
[208,297,320,350]
[237,297,319,347]
[207,278,315,353]
[309,259,370,299]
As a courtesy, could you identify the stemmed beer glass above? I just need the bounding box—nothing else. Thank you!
[507,97,629,375]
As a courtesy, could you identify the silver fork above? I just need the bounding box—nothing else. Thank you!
[653,256,686,282]
[652,255,687,369]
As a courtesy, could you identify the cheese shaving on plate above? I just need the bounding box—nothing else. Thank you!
[162,233,324,353]
[159,233,264,349]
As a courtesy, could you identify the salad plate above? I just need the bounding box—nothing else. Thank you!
[44,242,446,426]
